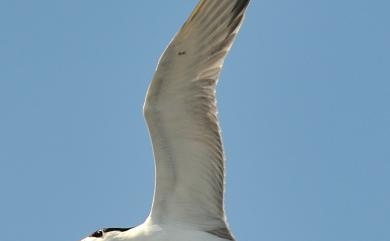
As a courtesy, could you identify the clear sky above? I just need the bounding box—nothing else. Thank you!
[1,1,389,241]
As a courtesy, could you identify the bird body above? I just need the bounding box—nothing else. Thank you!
[80,1,250,240]
[88,220,231,241]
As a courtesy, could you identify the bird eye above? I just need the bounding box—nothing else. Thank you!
[90,229,104,238]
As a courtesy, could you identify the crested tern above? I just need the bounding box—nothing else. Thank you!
[80,1,250,240]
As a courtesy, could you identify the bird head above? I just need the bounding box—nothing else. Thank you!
[80,227,133,241]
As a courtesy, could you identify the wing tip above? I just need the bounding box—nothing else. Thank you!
[232,0,251,15]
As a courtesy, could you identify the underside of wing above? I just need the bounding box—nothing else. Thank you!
[143,0,249,239]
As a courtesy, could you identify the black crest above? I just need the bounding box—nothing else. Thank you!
[89,227,134,238]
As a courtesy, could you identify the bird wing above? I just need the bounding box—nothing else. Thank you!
[143,0,249,238]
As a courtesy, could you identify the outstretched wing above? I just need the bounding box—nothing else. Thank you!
[143,0,249,238]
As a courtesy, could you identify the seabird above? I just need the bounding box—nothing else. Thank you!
[80,0,250,240]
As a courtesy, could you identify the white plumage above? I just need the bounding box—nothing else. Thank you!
[81,1,249,240]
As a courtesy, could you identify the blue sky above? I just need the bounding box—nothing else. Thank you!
[1,0,389,241]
